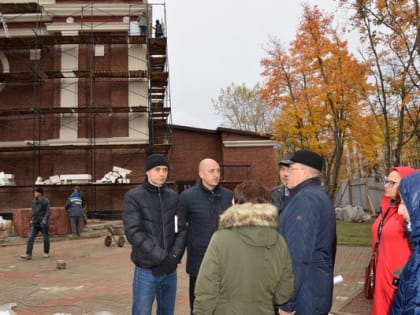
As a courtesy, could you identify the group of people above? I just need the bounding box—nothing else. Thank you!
[137,11,164,38]
[122,150,337,315]
[20,185,86,260]
[370,166,419,314]
[19,149,419,315]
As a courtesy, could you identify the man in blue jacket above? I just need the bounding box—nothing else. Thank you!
[277,150,336,315]
[122,154,187,315]
[65,186,83,237]
[178,158,233,314]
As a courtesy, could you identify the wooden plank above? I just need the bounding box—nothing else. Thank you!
[367,193,376,216]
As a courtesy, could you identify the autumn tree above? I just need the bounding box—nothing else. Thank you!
[260,5,372,198]
[212,83,277,133]
[340,0,420,170]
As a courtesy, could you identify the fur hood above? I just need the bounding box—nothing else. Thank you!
[218,203,278,230]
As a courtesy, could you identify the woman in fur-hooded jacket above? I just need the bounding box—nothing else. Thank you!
[193,202,294,315]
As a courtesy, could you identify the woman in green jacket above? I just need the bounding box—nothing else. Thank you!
[193,180,294,315]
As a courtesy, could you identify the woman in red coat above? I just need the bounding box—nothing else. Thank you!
[371,166,416,315]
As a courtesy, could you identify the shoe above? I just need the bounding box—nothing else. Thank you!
[20,254,32,260]
[43,253,49,258]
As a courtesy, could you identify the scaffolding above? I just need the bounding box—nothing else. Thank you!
[0,1,172,213]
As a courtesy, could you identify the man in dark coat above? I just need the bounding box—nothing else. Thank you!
[122,154,187,315]
[178,158,233,314]
[20,187,50,260]
[271,154,292,213]
[277,150,336,315]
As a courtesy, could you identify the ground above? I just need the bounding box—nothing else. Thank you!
[339,291,372,314]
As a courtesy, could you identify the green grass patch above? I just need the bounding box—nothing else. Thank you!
[336,220,372,247]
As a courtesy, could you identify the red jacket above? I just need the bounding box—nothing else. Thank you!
[371,166,416,315]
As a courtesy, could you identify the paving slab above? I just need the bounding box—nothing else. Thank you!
[331,245,371,314]
[0,222,371,315]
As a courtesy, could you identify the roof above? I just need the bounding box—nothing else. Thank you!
[170,124,273,139]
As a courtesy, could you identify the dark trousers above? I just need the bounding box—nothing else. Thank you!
[26,223,50,255]
[70,216,81,236]
[189,275,197,315]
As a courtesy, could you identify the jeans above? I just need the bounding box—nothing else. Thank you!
[26,223,50,255]
[140,25,147,36]
[132,266,177,315]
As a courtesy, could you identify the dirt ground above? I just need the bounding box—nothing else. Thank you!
[339,291,373,315]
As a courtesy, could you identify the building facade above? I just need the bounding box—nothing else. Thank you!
[0,1,280,218]
[0,1,170,214]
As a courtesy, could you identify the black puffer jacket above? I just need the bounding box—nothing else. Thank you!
[179,182,233,276]
[31,196,50,224]
[122,180,187,269]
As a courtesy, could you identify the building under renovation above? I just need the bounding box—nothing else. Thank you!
[0,1,281,220]
[0,1,171,214]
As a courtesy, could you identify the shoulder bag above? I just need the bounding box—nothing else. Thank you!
[364,208,390,299]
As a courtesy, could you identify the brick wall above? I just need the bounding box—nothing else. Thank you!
[222,146,277,189]
[13,207,85,237]
[0,126,279,214]
[170,127,220,182]
[171,126,278,191]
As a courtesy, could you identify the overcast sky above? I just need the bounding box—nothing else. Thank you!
[154,1,353,130]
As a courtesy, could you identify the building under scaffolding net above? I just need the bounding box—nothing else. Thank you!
[0,1,172,216]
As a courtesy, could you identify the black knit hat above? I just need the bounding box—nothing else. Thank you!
[280,149,324,172]
[35,187,44,194]
[145,154,169,171]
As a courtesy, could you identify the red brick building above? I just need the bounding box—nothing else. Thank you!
[0,1,170,216]
[0,124,279,216]
[170,125,278,192]
[0,2,280,218]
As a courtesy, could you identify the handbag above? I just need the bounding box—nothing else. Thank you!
[364,208,391,299]
[364,249,376,298]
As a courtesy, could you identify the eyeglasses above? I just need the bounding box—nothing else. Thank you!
[286,167,305,172]
[384,179,399,187]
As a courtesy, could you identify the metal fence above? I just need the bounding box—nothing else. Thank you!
[334,177,384,215]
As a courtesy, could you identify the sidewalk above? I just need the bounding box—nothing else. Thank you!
[0,221,371,315]
[331,246,372,315]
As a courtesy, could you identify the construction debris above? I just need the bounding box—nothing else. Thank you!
[0,302,17,315]
[35,174,92,185]
[0,172,15,186]
[33,166,131,185]
[96,166,132,184]
[335,205,371,222]
[0,216,13,242]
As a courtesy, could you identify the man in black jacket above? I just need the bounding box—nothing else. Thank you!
[122,154,187,315]
[20,187,50,260]
[178,158,233,314]
[271,154,291,213]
